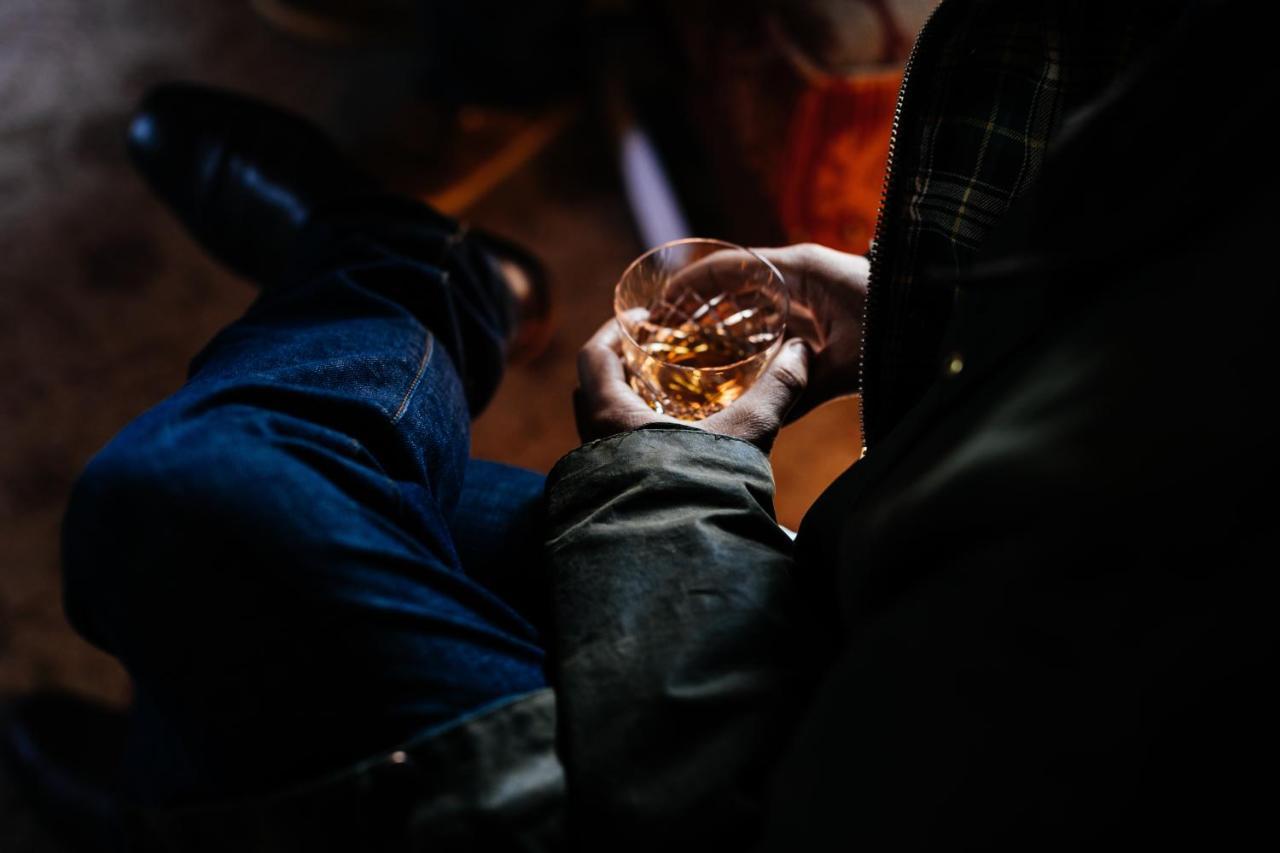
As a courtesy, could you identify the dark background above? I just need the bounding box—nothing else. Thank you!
[0,1,871,846]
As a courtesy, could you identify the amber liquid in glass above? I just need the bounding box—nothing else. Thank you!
[624,293,778,420]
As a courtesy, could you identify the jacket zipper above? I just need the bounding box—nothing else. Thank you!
[858,0,948,457]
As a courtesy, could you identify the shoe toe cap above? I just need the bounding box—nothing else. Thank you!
[126,84,233,217]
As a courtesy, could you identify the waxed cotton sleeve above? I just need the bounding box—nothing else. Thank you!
[543,426,811,851]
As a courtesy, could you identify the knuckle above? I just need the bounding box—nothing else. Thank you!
[796,242,826,262]
[729,409,778,441]
[773,363,808,394]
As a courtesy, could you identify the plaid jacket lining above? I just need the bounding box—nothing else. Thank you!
[863,0,1183,446]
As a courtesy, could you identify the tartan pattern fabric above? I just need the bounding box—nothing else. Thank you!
[862,0,1184,446]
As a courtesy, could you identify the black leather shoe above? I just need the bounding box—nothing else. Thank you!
[127,82,378,287]
[128,82,555,358]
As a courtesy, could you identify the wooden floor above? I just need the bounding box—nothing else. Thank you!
[0,2,859,846]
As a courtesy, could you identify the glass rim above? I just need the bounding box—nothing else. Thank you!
[613,237,788,374]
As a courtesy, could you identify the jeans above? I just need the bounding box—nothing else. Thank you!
[61,197,550,807]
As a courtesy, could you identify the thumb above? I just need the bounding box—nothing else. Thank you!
[749,338,811,419]
[704,338,809,449]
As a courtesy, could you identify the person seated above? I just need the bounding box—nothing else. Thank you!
[50,1,1277,849]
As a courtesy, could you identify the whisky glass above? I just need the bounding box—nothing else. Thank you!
[614,238,788,420]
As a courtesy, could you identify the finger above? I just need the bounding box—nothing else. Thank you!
[745,337,811,419]
[782,299,824,351]
[705,338,810,441]
[577,318,626,387]
[751,243,868,290]
[751,244,868,317]
[576,317,668,421]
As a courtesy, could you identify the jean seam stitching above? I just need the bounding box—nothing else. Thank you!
[392,333,434,424]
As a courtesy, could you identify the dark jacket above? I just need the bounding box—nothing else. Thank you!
[139,1,1279,849]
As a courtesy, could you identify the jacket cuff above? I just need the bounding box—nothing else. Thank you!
[547,425,774,498]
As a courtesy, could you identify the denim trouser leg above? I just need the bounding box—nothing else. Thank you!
[61,199,549,806]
